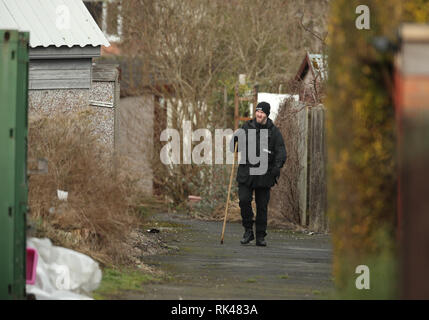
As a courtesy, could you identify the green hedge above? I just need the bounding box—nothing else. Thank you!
[326,0,429,298]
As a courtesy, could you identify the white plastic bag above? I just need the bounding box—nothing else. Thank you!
[26,238,102,300]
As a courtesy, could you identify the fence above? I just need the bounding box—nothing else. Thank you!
[307,104,327,232]
[0,30,29,300]
[269,101,327,232]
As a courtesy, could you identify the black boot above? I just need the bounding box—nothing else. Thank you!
[240,229,255,244]
[256,236,267,247]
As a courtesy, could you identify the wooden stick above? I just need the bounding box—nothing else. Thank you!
[221,142,238,244]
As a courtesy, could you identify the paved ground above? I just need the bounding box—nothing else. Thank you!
[129,213,334,300]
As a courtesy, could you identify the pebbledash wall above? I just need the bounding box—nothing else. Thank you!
[28,62,118,156]
[28,61,155,196]
[1,0,155,193]
[94,56,156,195]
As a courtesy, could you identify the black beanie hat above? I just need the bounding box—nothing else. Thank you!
[256,102,270,117]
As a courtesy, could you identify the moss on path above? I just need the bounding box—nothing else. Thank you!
[111,212,335,300]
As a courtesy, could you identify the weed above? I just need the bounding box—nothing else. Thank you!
[93,267,165,299]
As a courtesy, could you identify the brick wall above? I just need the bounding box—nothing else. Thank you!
[395,24,429,299]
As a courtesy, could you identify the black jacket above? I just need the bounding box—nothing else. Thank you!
[230,118,287,188]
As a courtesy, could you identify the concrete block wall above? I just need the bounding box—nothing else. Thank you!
[116,95,154,195]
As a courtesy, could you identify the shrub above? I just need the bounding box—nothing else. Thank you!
[326,0,429,297]
[28,109,140,265]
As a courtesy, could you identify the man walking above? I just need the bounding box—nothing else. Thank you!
[231,102,287,246]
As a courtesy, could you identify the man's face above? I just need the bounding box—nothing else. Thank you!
[255,109,267,124]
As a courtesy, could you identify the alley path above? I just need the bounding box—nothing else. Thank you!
[129,213,334,300]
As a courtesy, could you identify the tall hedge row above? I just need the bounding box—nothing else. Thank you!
[326,0,429,297]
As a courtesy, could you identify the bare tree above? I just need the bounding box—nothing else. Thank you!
[119,0,329,207]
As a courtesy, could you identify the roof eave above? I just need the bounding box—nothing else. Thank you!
[29,45,101,60]
[295,51,312,81]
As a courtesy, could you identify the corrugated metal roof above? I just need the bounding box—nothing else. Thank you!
[0,0,19,29]
[0,0,109,48]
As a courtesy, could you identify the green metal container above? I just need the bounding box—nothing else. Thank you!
[0,29,29,300]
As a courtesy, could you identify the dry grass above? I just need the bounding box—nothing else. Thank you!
[268,98,306,226]
[27,108,143,266]
[211,199,251,223]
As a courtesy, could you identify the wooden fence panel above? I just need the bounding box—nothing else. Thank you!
[308,104,327,232]
[269,101,327,232]
[296,102,308,226]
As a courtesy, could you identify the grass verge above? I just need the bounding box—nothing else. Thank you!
[93,267,170,300]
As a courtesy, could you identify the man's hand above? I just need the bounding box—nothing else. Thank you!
[271,166,281,178]
[230,129,243,153]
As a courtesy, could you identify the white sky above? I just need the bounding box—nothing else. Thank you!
[257,93,299,122]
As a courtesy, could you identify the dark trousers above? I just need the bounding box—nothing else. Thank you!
[238,183,271,237]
